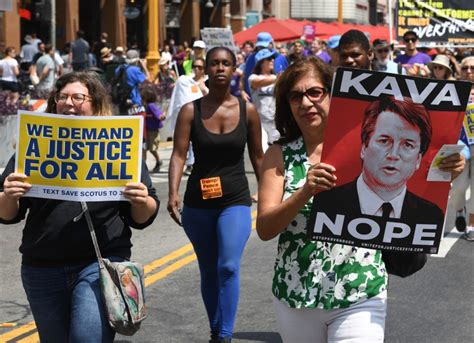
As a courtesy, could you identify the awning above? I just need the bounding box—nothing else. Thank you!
[233,18,396,46]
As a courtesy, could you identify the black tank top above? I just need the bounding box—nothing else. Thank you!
[184,98,251,208]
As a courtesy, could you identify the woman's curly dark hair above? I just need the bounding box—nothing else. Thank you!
[274,56,333,144]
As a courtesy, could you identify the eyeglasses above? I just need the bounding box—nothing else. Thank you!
[287,86,328,104]
[192,65,204,70]
[404,37,417,43]
[54,93,91,105]
[461,66,474,72]
[376,48,390,53]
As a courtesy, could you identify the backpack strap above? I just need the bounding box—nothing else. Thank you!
[113,65,128,84]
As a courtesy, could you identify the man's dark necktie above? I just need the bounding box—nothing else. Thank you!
[381,202,393,220]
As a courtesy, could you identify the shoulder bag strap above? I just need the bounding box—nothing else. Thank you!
[79,201,105,268]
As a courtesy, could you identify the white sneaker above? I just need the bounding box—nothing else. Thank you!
[463,226,474,241]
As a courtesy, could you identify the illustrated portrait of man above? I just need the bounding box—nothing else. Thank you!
[313,96,444,235]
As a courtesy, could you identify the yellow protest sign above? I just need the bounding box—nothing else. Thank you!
[15,111,143,201]
[463,103,474,144]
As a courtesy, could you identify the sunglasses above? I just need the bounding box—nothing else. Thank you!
[404,37,418,43]
[461,66,474,72]
[376,48,390,53]
[287,87,328,104]
[432,65,446,70]
[192,65,204,70]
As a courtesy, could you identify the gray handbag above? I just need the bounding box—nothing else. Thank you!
[82,202,147,336]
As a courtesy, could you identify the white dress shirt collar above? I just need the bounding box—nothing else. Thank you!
[356,175,406,218]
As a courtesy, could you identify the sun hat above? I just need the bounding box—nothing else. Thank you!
[115,46,124,53]
[256,32,273,48]
[159,55,171,65]
[125,49,140,64]
[255,49,276,63]
[327,35,341,49]
[428,54,452,74]
[24,35,33,44]
[100,47,111,57]
[193,40,206,49]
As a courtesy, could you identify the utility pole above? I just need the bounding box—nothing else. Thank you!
[146,0,160,77]
[51,0,56,47]
[338,0,343,24]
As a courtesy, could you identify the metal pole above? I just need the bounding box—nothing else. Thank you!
[388,0,393,44]
[338,0,343,24]
[50,0,56,47]
[388,0,393,60]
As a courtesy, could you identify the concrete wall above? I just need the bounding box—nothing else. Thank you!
[0,115,17,168]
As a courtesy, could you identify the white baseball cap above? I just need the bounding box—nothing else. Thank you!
[193,40,206,49]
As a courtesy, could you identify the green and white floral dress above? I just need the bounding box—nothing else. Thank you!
[273,137,388,310]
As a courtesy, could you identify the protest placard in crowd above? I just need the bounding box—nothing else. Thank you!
[462,102,474,144]
[15,111,143,201]
[200,27,237,52]
[307,67,472,253]
[396,0,474,44]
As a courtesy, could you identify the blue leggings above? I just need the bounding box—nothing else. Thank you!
[182,205,251,339]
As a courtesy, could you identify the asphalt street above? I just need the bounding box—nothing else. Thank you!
[0,143,473,343]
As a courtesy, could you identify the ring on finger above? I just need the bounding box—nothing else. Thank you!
[316,177,320,184]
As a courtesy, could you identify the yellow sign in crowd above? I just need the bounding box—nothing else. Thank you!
[16,111,143,201]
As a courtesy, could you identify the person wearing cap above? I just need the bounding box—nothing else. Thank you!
[114,49,150,114]
[112,46,125,64]
[100,47,114,67]
[428,54,456,80]
[192,40,207,62]
[160,44,173,65]
[394,30,431,67]
[373,39,406,75]
[248,48,280,152]
[287,39,308,65]
[326,34,341,67]
[242,32,288,102]
[20,34,39,71]
[154,55,177,89]
[310,38,331,64]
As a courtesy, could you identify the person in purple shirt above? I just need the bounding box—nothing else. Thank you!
[141,85,165,172]
[394,30,431,66]
[309,38,331,64]
[287,39,309,64]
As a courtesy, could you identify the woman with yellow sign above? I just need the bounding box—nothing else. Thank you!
[0,72,159,342]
